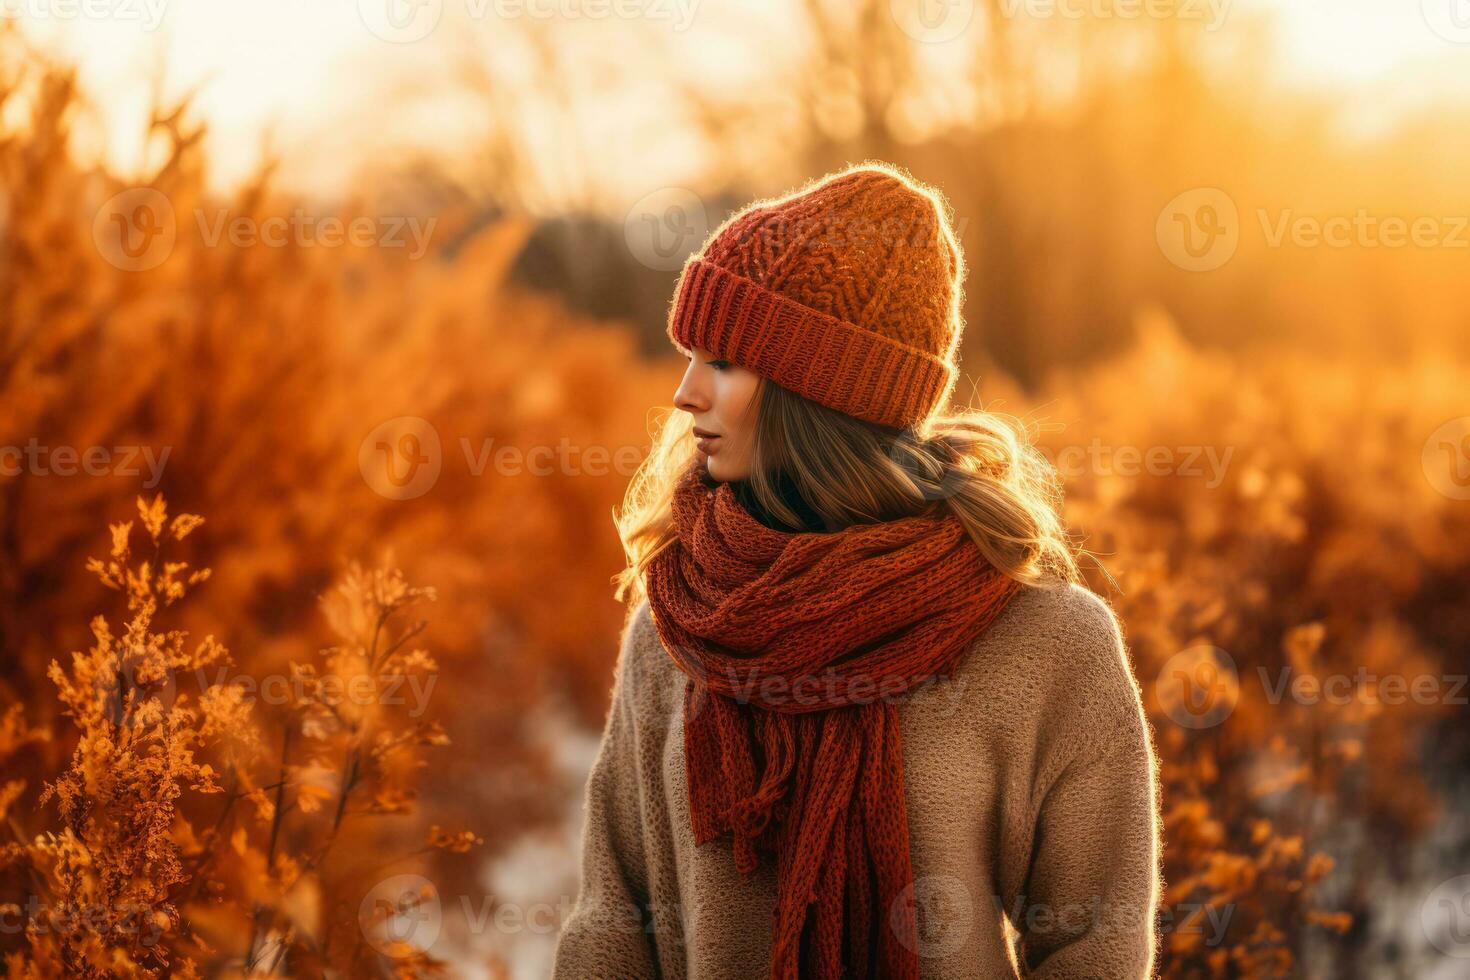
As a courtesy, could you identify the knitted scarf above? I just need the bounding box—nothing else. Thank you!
[645,459,1024,979]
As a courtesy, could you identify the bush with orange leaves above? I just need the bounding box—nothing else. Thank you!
[1014,309,1470,977]
[1,495,480,976]
[0,32,668,971]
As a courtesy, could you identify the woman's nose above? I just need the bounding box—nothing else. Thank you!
[674,366,706,414]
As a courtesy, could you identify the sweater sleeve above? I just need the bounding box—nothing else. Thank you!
[1008,591,1163,979]
[552,607,661,980]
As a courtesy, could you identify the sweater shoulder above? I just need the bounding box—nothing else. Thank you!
[610,597,682,720]
[623,596,660,662]
[953,580,1145,740]
[621,595,654,649]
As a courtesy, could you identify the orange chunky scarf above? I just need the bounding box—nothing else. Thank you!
[645,460,1024,979]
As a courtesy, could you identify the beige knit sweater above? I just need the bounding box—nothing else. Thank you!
[552,581,1162,979]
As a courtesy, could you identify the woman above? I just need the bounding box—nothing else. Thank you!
[552,162,1161,979]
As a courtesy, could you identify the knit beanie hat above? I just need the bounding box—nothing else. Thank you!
[666,161,966,430]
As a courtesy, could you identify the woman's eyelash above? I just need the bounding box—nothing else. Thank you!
[682,351,727,370]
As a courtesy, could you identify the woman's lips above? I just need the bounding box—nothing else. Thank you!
[695,434,719,453]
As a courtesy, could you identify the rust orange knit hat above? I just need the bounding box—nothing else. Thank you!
[666,161,966,430]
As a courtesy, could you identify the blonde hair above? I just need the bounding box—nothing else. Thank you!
[611,378,1086,608]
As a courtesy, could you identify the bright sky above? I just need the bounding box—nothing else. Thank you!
[1251,0,1469,84]
[11,0,1470,199]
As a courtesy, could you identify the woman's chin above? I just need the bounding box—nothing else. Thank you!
[702,453,746,483]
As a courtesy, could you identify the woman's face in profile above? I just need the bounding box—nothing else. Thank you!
[672,344,760,482]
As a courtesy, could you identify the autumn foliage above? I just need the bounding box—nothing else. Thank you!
[3,494,477,975]
[1,26,1468,980]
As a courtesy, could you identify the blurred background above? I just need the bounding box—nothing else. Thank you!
[1,0,1468,976]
